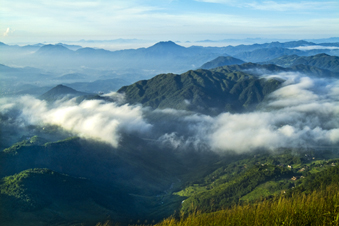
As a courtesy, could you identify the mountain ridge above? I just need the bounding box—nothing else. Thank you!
[118,68,282,114]
[262,53,339,72]
[200,56,245,69]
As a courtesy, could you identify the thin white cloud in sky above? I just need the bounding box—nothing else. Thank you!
[195,0,235,3]
[245,1,338,11]
[3,28,10,36]
[0,0,338,43]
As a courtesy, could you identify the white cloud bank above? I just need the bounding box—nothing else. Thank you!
[290,46,339,51]
[0,96,151,147]
[0,73,338,153]
[158,73,339,153]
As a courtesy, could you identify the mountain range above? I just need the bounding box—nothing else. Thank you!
[262,53,339,72]
[1,40,339,77]
[117,61,339,115]
[1,39,339,226]
[1,40,339,98]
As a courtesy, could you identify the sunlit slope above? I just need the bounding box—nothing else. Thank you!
[174,149,339,214]
[154,185,339,226]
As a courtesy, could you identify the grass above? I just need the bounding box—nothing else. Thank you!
[152,184,339,226]
[97,184,339,226]
[239,180,282,201]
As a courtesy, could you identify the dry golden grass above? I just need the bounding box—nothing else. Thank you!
[140,185,339,226]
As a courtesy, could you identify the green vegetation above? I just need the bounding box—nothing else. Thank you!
[3,133,339,226]
[118,61,338,116]
[0,168,135,226]
[172,149,339,214]
[100,158,339,226]
[118,69,282,114]
[154,184,339,226]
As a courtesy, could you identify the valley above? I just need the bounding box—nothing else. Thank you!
[1,39,339,225]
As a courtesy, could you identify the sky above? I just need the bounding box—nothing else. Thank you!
[1,0,339,45]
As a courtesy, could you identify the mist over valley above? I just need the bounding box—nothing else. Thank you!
[1,38,339,225]
[1,35,339,226]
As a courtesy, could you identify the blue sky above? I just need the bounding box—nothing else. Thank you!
[1,0,338,45]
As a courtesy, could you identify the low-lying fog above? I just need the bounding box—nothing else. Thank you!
[1,72,338,153]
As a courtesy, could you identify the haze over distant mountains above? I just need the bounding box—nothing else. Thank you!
[262,53,339,72]
[1,39,339,97]
[1,40,339,76]
[200,56,245,69]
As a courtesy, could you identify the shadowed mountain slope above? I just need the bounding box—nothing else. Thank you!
[118,69,282,114]
[0,168,134,226]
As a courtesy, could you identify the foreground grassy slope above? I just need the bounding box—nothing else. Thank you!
[154,185,339,226]
[172,149,339,214]
[156,163,339,226]
[98,154,339,226]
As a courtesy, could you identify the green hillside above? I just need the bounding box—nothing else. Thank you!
[2,134,339,226]
[0,135,184,195]
[117,62,338,115]
[173,149,339,213]
[118,69,282,114]
[153,184,339,226]
[0,135,219,224]
[94,148,339,226]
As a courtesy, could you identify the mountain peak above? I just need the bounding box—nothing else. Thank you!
[45,84,79,95]
[200,56,245,69]
[40,84,85,101]
[149,41,184,49]
[36,44,73,55]
[315,53,330,57]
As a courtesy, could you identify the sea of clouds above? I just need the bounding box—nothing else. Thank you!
[0,72,338,153]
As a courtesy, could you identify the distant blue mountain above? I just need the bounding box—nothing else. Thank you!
[200,56,245,69]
